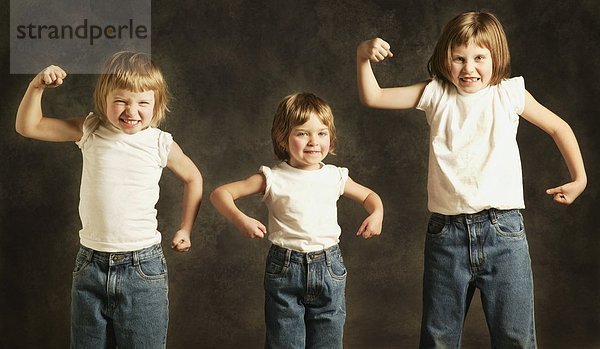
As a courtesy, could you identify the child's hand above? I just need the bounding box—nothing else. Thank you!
[235,216,267,239]
[357,38,394,62]
[171,229,192,252]
[31,65,67,89]
[546,180,586,205]
[356,213,383,239]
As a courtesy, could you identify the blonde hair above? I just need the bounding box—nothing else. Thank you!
[271,93,337,161]
[428,11,511,86]
[94,51,170,127]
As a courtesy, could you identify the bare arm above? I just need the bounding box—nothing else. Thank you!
[15,65,84,142]
[343,177,384,239]
[520,90,587,204]
[210,173,268,239]
[166,142,203,252]
[356,38,428,109]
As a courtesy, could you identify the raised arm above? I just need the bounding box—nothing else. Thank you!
[520,90,587,205]
[210,173,268,239]
[356,38,428,110]
[342,177,384,239]
[15,65,84,142]
[166,142,204,252]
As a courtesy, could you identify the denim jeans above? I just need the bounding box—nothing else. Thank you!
[70,244,169,348]
[419,209,536,348]
[264,244,347,349]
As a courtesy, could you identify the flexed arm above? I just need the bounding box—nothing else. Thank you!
[166,142,204,252]
[356,38,428,110]
[343,178,384,239]
[210,174,268,239]
[16,65,84,142]
[521,91,587,205]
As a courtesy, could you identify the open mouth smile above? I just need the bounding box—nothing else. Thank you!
[460,77,480,83]
[120,118,141,127]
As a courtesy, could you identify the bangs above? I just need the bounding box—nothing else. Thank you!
[450,21,496,52]
[105,55,164,93]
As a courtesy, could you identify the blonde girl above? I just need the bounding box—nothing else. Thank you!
[16,52,203,348]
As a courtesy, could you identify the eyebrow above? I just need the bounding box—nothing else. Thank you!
[293,127,329,131]
[110,95,154,101]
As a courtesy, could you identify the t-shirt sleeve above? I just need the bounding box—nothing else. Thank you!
[337,167,349,196]
[501,76,526,116]
[75,112,99,149]
[157,131,174,168]
[258,166,272,201]
[416,79,440,124]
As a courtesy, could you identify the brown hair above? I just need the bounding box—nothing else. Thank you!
[94,51,171,126]
[271,93,337,161]
[427,11,511,86]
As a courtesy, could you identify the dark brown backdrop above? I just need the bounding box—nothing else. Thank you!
[1,0,598,347]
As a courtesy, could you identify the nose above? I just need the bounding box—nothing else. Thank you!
[124,104,137,116]
[463,60,475,73]
[308,134,318,146]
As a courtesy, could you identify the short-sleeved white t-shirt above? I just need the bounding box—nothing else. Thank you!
[260,162,349,252]
[417,77,526,215]
[76,113,173,252]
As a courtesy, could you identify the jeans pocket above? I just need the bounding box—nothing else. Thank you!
[265,253,288,278]
[327,253,347,281]
[136,255,168,280]
[494,210,525,238]
[426,215,448,238]
[72,249,91,277]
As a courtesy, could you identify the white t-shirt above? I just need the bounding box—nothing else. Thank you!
[260,162,349,252]
[417,77,526,215]
[75,114,173,252]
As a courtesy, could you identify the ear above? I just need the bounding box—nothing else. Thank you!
[281,141,289,154]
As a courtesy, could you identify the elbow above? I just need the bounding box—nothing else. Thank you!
[549,118,573,139]
[15,121,26,136]
[15,123,32,138]
[209,187,223,206]
[358,95,370,107]
[358,94,377,108]
[358,90,384,108]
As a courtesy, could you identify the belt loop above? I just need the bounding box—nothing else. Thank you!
[132,250,140,266]
[445,214,451,225]
[284,249,291,268]
[489,208,498,224]
[324,247,332,267]
[85,248,94,262]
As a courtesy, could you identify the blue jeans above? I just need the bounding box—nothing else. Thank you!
[264,244,347,349]
[70,244,169,348]
[419,209,536,348]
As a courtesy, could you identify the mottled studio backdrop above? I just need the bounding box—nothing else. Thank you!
[1,0,599,348]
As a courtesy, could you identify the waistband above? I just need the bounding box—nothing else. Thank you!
[431,208,519,224]
[78,243,163,266]
[268,244,341,264]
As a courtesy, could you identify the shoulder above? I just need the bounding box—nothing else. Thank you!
[321,164,349,179]
[259,163,284,183]
[417,78,452,111]
[154,128,174,166]
[495,76,526,114]
[76,113,101,148]
[497,76,525,91]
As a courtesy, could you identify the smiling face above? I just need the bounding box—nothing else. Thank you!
[450,43,493,94]
[105,89,155,134]
[286,113,331,171]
